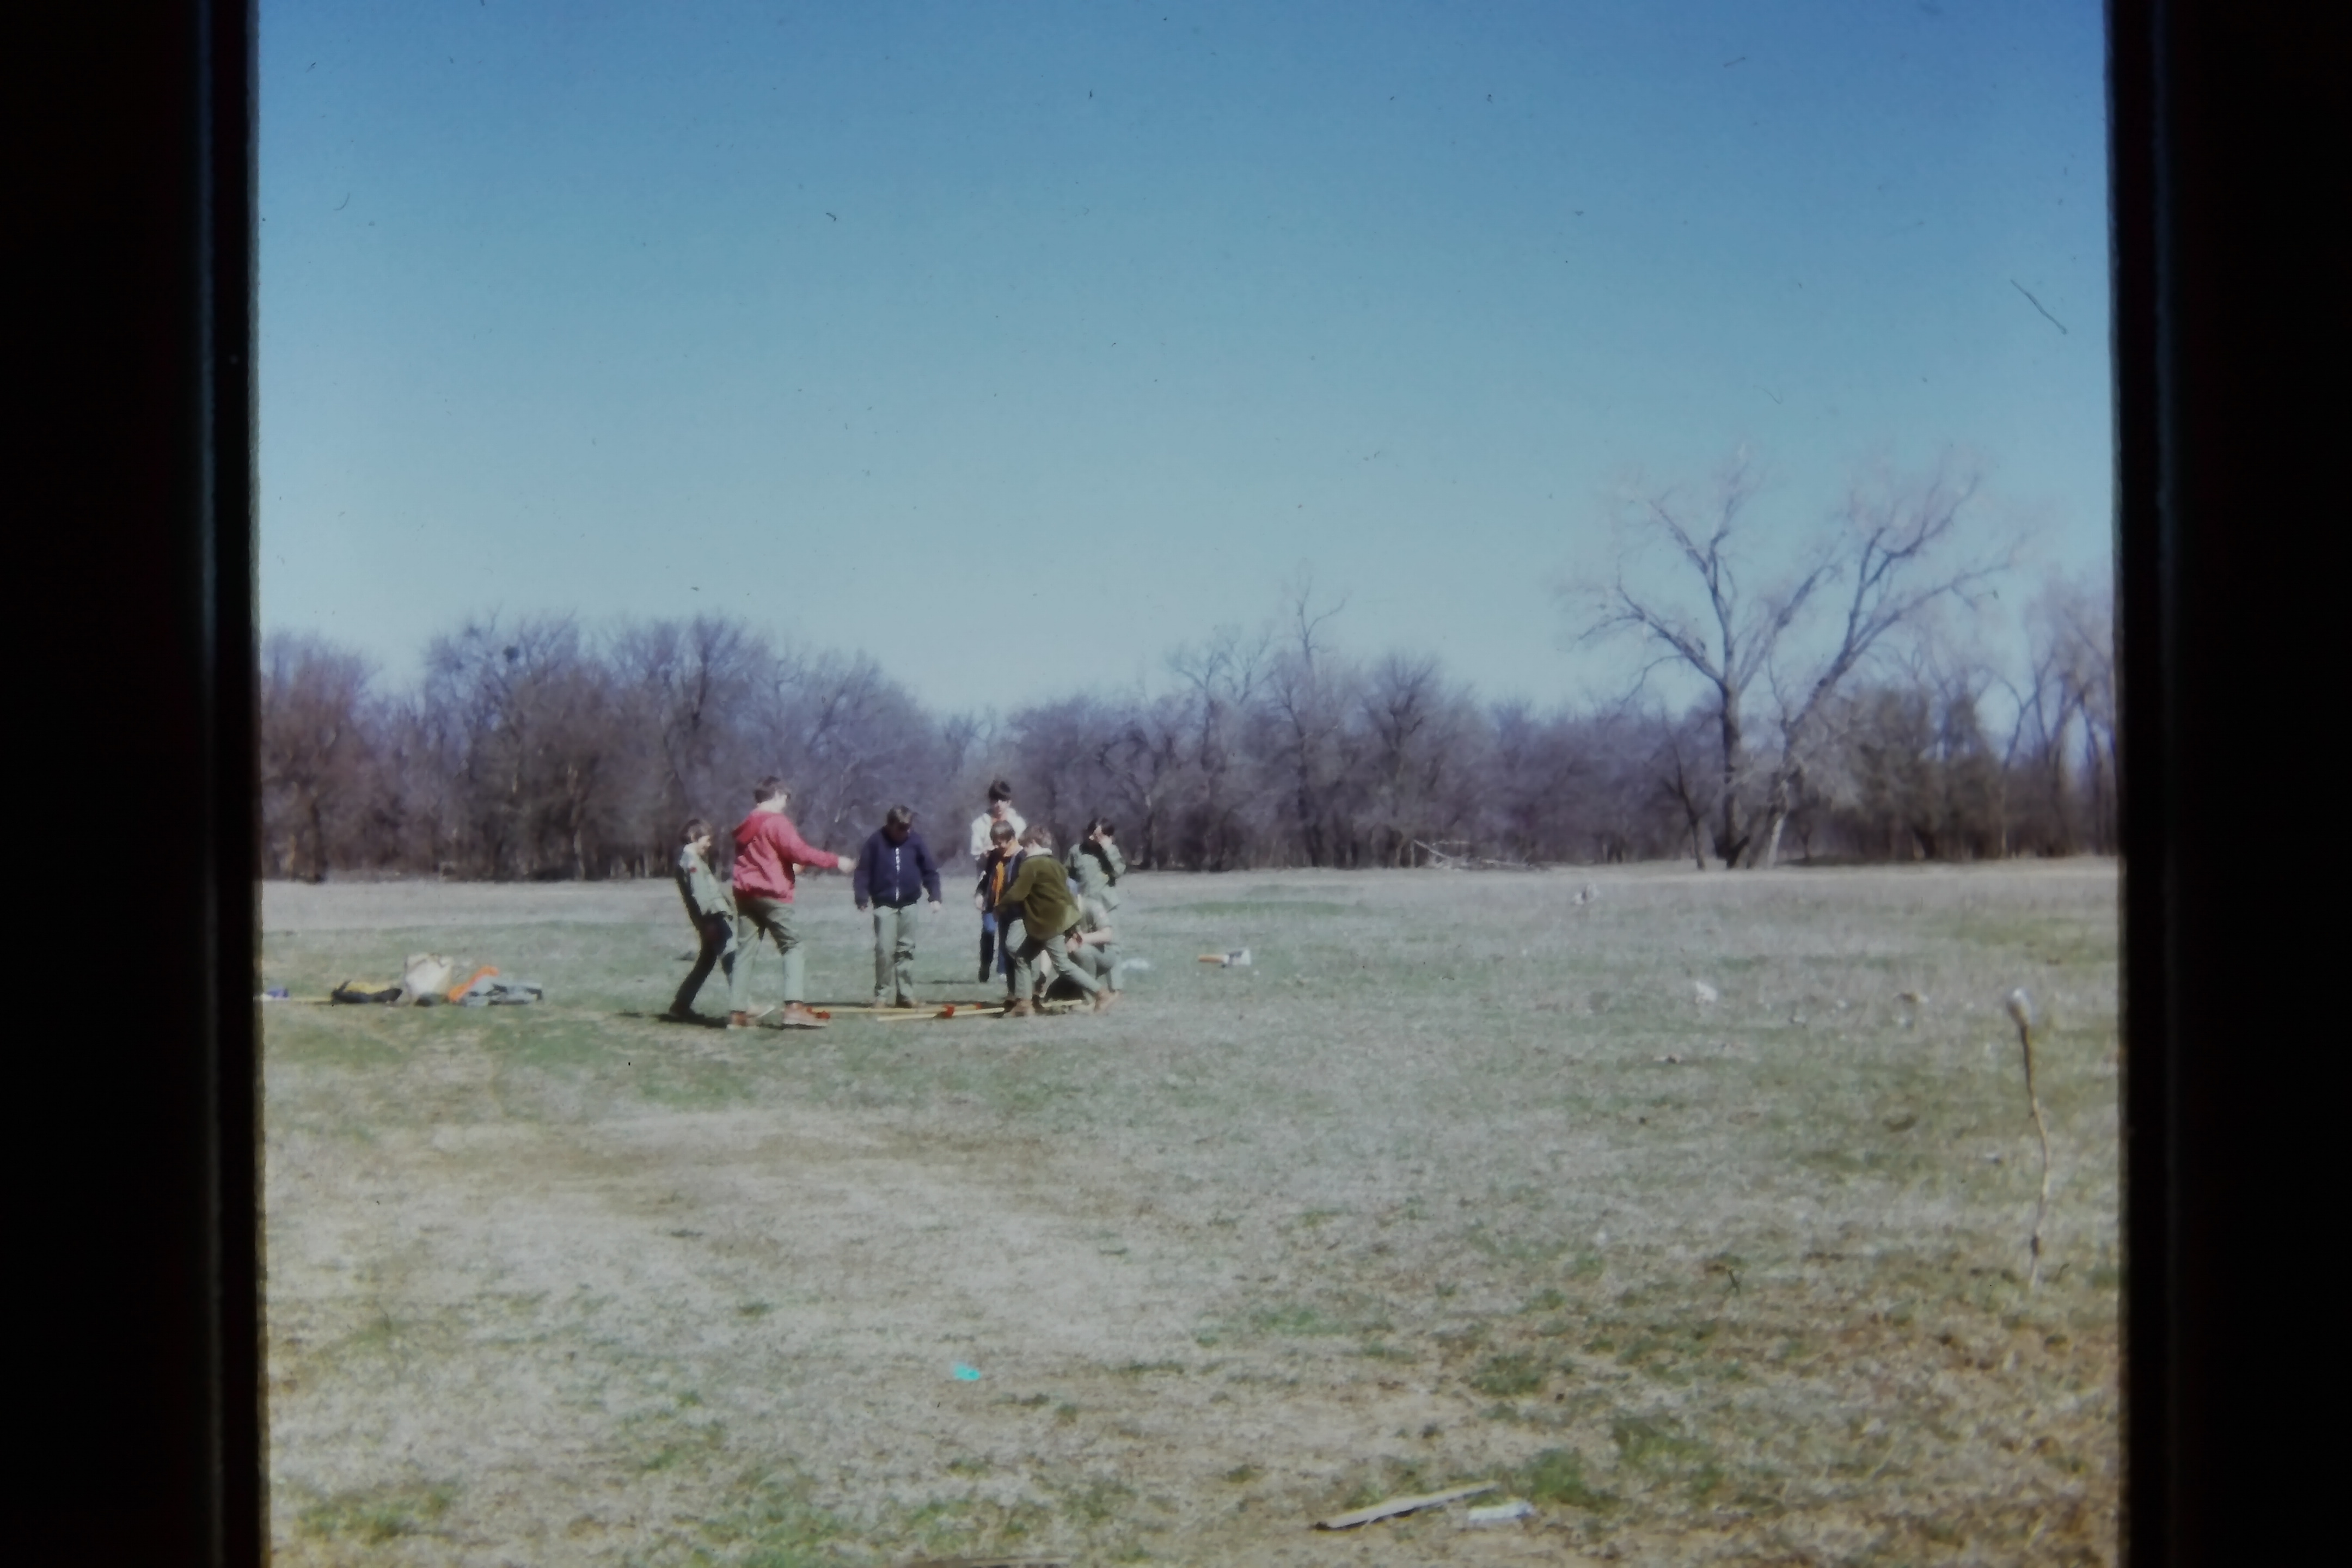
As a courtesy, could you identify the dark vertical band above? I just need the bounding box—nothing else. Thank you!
[2115,1,2343,1561]
[20,0,259,1560]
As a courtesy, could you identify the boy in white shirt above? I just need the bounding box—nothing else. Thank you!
[966,779,1025,981]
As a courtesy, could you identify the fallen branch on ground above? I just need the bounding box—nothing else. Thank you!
[1313,1480,1496,1530]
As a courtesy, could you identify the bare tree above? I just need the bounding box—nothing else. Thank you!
[758,648,942,843]
[423,614,629,878]
[1168,623,1270,869]
[1751,457,2007,865]
[1264,577,1355,866]
[1569,450,2007,867]
[1481,701,1684,866]
[1004,696,1111,843]
[614,615,776,839]
[1652,708,1719,870]
[260,633,376,880]
[1487,701,1560,862]
[367,691,463,874]
[1358,652,1480,866]
[260,550,2078,879]
[1570,455,1809,866]
[2021,572,2118,855]
[1094,693,1190,868]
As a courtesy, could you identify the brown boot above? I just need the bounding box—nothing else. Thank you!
[727,1011,755,1030]
[1092,990,1118,1014]
[1001,999,1035,1018]
[779,1003,829,1028]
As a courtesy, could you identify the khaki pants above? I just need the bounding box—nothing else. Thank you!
[1070,936,1120,993]
[994,916,1025,994]
[870,902,922,1004]
[1075,896,1120,993]
[1012,921,1100,1001]
[731,895,805,1010]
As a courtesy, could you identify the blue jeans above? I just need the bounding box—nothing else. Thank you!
[979,910,1014,977]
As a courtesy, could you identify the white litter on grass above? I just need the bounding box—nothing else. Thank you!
[1465,1499,1534,1525]
[1692,980,1719,1005]
[1122,957,1153,972]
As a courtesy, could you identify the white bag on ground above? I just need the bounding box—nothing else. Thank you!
[398,953,456,1004]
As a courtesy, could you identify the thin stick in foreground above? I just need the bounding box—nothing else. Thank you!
[2006,988,2054,1288]
[1313,1481,1496,1530]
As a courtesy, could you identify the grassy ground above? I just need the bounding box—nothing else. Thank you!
[261,862,2120,1566]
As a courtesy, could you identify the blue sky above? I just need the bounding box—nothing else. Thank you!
[260,0,2112,713]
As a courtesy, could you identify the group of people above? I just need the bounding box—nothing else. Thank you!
[668,776,1128,1028]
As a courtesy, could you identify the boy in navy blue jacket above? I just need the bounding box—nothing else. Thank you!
[853,805,944,1007]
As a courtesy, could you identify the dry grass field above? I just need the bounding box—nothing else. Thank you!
[261,861,2120,1567]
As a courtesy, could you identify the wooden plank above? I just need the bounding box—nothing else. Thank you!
[870,1004,1008,1022]
[1312,1481,1496,1530]
[826,1005,942,1016]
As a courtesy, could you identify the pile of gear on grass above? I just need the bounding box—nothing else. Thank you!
[330,952,544,1008]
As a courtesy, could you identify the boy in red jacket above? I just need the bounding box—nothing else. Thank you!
[728,776,854,1030]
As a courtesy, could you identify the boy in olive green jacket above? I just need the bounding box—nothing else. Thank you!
[995,826,1111,1016]
[669,818,737,1020]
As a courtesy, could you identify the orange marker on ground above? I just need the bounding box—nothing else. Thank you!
[448,965,499,1002]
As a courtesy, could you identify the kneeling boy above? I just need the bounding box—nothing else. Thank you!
[1050,914,1121,1003]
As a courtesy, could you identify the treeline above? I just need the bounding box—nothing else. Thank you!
[260,584,2115,881]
